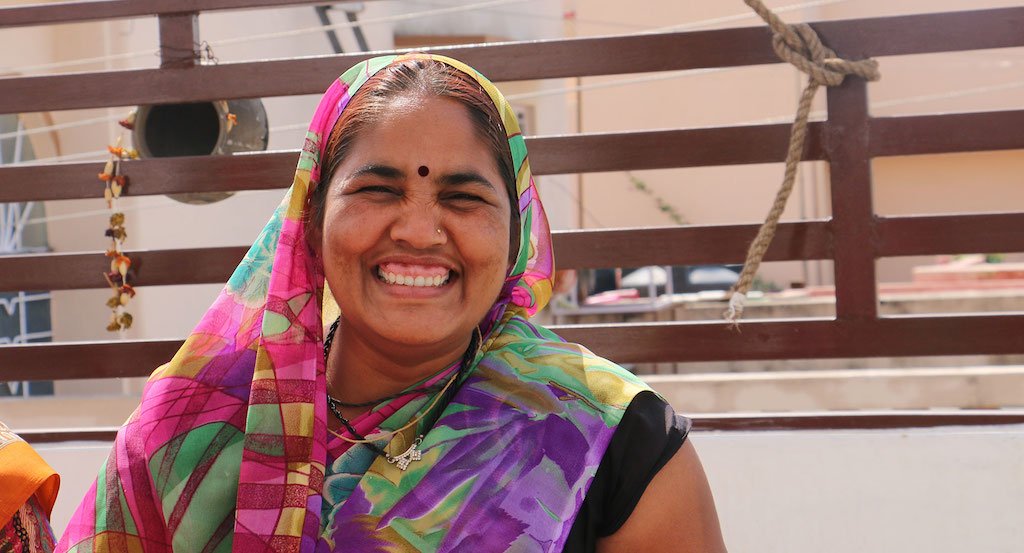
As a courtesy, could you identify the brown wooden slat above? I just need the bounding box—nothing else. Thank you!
[17,410,1024,444]
[870,110,1024,157]
[6,106,1021,204]
[0,223,829,292]
[0,246,248,292]
[877,213,1024,257]
[18,428,119,444]
[554,315,1024,364]
[691,411,1024,431]
[4,7,1024,114]
[813,6,1024,60]
[0,338,182,381]
[0,0,354,28]
[4,315,1024,380]
[3,211,1020,293]
[0,126,826,203]
[529,124,826,176]
[0,32,769,114]
[826,80,878,320]
[552,222,832,269]
[0,152,297,203]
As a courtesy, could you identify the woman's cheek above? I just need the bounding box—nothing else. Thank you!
[474,218,512,285]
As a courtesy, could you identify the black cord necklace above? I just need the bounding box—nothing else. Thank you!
[323,317,479,470]
[321,315,446,405]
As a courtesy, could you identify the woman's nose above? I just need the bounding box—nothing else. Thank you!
[389,201,445,249]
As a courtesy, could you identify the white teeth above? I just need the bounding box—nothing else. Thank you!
[377,267,450,287]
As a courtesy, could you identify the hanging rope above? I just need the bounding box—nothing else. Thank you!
[724,0,881,328]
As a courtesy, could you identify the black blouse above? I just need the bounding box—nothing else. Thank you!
[563,390,692,552]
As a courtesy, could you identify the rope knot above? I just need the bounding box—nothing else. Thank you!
[771,23,879,87]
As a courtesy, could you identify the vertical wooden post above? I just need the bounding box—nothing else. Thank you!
[159,13,199,69]
[826,79,878,321]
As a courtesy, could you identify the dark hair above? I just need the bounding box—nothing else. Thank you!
[307,58,520,256]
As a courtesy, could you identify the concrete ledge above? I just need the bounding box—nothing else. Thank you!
[645,365,1024,413]
[0,395,140,429]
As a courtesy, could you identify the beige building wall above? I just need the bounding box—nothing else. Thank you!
[573,0,1024,288]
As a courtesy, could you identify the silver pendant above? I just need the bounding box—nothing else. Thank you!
[387,436,423,471]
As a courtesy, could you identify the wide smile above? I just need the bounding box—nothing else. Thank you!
[376,266,452,287]
[373,261,458,296]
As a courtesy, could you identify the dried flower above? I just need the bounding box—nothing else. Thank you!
[105,271,123,287]
[104,227,126,241]
[118,110,137,130]
[111,254,132,277]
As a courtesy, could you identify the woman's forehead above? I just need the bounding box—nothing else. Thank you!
[337,97,497,171]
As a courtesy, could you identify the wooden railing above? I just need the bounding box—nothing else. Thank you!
[2,2,1023,430]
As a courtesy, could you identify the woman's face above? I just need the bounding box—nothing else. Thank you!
[317,95,512,355]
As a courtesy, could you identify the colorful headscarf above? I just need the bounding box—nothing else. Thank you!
[57,54,647,553]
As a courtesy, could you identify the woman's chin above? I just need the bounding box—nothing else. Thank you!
[377,325,467,352]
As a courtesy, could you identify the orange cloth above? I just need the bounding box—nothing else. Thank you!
[0,423,59,527]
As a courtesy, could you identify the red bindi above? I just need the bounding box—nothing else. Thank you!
[418,165,430,177]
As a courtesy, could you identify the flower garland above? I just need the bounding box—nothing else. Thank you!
[97,113,139,333]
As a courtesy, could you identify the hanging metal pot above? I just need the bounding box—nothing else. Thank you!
[131,98,268,205]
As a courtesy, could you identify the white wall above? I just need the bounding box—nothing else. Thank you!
[700,425,1024,553]
[37,423,1024,552]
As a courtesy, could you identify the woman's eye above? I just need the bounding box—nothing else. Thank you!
[445,193,484,202]
[357,185,398,195]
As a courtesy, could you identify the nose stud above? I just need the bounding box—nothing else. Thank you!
[436,228,443,235]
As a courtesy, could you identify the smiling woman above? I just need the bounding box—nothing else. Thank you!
[313,94,512,372]
[55,55,726,553]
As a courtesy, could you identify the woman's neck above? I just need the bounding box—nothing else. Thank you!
[326,319,471,409]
